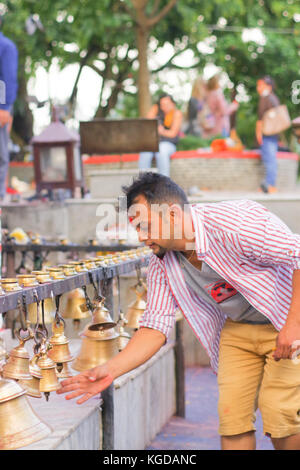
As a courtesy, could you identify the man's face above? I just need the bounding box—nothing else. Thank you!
[128,194,177,258]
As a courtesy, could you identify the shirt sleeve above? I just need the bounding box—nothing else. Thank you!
[139,254,177,339]
[0,41,18,110]
[238,205,300,269]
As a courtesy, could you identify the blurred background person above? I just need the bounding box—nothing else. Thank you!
[139,93,182,177]
[201,74,238,139]
[184,77,206,136]
[0,16,18,202]
[256,76,280,194]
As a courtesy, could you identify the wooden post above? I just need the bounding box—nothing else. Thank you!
[174,318,185,418]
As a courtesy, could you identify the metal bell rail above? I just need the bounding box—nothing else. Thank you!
[0,254,150,314]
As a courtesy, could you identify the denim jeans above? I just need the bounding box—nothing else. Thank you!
[0,124,9,198]
[260,135,278,187]
[139,141,176,177]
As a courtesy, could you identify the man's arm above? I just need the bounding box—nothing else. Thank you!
[238,204,300,360]
[57,327,165,404]
[274,269,300,361]
[58,255,177,403]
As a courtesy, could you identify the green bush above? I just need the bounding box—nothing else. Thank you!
[177,134,221,151]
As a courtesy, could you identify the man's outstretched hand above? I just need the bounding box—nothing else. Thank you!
[57,365,113,404]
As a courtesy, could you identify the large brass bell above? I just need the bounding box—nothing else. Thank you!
[48,320,73,375]
[62,288,91,328]
[0,377,51,449]
[126,282,147,329]
[19,354,42,399]
[2,329,33,380]
[72,322,119,371]
[37,341,61,401]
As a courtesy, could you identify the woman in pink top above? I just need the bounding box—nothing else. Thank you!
[201,74,238,139]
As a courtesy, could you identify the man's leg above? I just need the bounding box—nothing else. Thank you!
[155,141,176,177]
[258,326,300,450]
[218,320,265,450]
[0,125,9,199]
[139,151,154,171]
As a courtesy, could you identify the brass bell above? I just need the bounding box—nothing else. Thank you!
[87,298,114,329]
[117,313,131,351]
[48,320,73,372]
[2,329,33,380]
[38,343,61,401]
[0,377,51,449]
[126,283,147,329]
[28,297,56,325]
[72,322,119,371]
[117,326,131,351]
[19,354,42,399]
[62,288,91,328]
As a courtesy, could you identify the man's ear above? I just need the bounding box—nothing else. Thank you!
[169,203,183,222]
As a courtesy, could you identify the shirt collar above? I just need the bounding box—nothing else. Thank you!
[190,204,210,258]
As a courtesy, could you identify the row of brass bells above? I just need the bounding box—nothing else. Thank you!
[48,320,73,378]
[2,329,33,381]
[37,340,61,401]
[73,321,119,371]
[126,282,147,329]
[0,377,51,450]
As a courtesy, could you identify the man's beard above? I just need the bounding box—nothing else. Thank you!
[153,246,167,259]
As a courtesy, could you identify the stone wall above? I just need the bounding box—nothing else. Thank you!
[9,150,299,193]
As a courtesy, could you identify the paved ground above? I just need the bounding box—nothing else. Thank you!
[147,366,273,450]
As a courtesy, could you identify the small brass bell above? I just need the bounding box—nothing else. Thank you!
[72,322,119,372]
[2,330,33,380]
[48,320,73,372]
[117,313,131,351]
[126,284,147,329]
[87,298,114,329]
[38,343,61,401]
[0,377,51,449]
[19,354,42,399]
[62,288,91,328]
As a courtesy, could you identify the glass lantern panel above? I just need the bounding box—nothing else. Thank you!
[73,145,82,181]
[40,146,67,182]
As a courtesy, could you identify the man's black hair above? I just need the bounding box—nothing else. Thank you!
[122,172,189,210]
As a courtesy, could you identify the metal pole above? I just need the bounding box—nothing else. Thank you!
[174,318,186,418]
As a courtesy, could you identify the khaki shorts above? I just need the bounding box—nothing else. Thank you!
[218,318,300,438]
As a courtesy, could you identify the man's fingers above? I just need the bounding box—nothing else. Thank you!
[65,390,85,401]
[76,393,95,405]
[57,383,82,394]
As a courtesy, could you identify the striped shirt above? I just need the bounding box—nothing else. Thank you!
[139,199,300,372]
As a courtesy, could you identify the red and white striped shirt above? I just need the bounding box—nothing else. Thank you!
[139,199,300,372]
